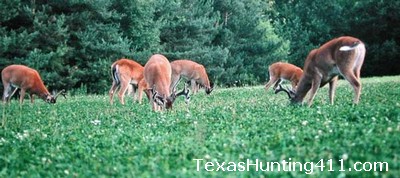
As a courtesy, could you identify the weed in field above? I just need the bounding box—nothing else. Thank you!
[0,76,399,177]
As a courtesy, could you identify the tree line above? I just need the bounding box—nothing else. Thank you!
[1,0,399,94]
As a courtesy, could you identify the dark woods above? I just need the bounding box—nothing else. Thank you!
[1,0,399,94]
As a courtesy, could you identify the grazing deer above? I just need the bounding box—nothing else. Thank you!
[109,58,146,105]
[144,54,189,111]
[275,36,366,106]
[170,59,213,95]
[264,62,303,91]
[2,64,65,104]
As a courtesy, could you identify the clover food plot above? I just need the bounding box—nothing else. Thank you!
[1,76,399,177]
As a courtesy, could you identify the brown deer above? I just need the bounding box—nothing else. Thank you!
[275,36,366,106]
[144,54,189,111]
[264,62,303,91]
[2,65,65,104]
[109,58,145,105]
[170,59,213,95]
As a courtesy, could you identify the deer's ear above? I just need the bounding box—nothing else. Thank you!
[54,89,66,99]
[152,91,166,106]
[274,84,295,100]
[154,97,165,106]
[150,88,157,98]
[205,82,213,94]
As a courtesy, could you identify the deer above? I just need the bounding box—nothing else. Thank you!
[2,64,65,104]
[144,54,190,111]
[170,59,213,95]
[264,62,303,92]
[109,58,146,105]
[275,36,366,107]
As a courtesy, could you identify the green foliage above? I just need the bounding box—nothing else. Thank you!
[0,0,399,93]
[271,0,400,76]
[159,0,225,86]
[271,0,341,67]
[0,0,20,22]
[344,0,400,76]
[0,0,134,94]
[1,76,399,177]
[111,0,161,62]
[212,0,288,85]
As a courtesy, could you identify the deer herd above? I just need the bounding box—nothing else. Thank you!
[1,36,366,110]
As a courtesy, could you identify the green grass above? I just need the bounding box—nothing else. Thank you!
[1,76,399,177]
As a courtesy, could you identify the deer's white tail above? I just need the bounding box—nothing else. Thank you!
[112,65,121,85]
[339,41,361,51]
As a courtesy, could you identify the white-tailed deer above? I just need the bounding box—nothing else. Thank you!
[275,36,366,106]
[170,59,213,95]
[109,58,146,105]
[144,54,189,111]
[2,65,65,104]
[264,62,303,91]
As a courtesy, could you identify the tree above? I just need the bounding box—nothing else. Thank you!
[345,0,400,76]
[156,0,228,85]
[2,0,398,94]
[271,0,344,67]
[111,0,162,64]
[1,0,134,94]
[272,0,400,77]
[213,0,289,85]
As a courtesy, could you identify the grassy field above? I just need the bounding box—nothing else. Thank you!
[1,76,399,177]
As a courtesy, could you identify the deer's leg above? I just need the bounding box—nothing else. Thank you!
[338,62,362,104]
[343,72,362,104]
[131,84,138,102]
[137,84,144,104]
[328,76,338,105]
[353,47,365,80]
[290,77,300,91]
[8,87,19,103]
[354,68,361,80]
[150,89,158,111]
[291,81,296,91]
[170,74,181,93]
[2,83,11,103]
[196,83,201,93]
[307,76,322,107]
[152,100,159,111]
[118,81,129,105]
[30,94,34,103]
[109,81,119,104]
[117,74,133,105]
[19,89,26,104]
[145,90,151,103]
[264,77,278,91]
[191,80,197,94]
